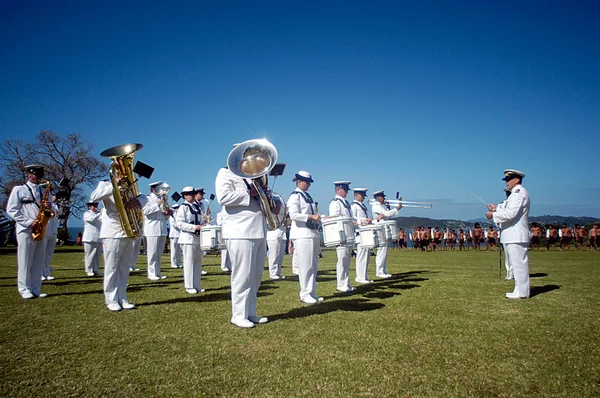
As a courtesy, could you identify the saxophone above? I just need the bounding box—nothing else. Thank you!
[31,180,55,241]
[100,143,145,239]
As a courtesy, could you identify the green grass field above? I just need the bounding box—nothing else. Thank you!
[1,246,599,397]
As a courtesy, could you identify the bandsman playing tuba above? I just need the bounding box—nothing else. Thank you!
[6,164,59,299]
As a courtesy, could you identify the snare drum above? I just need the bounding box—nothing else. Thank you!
[200,225,226,250]
[381,220,399,242]
[358,224,386,249]
[322,216,355,247]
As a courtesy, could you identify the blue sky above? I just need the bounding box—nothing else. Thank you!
[2,0,599,226]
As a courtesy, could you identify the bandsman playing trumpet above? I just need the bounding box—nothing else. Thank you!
[371,190,402,278]
[144,181,170,280]
[329,181,357,292]
[6,164,58,299]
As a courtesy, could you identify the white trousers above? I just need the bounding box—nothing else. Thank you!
[336,246,352,289]
[130,238,142,269]
[16,232,47,296]
[182,244,202,290]
[355,245,371,281]
[84,242,103,273]
[103,238,133,306]
[375,245,389,276]
[267,238,286,278]
[227,239,266,322]
[146,235,167,277]
[505,243,529,297]
[170,237,182,268]
[294,237,320,301]
[503,244,513,278]
[43,233,57,277]
[220,249,231,271]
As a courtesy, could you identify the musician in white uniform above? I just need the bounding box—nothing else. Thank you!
[42,191,62,281]
[328,181,357,292]
[267,224,287,280]
[129,237,142,271]
[6,164,57,299]
[287,171,323,304]
[193,187,209,275]
[91,180,150,311]
[217,209,231,272]
[371,190,402,278]
[486,169,531,299]
[82,201,103,276]
[169,204,182,269]
[144,181,169,280]
[175,187,205,294]
[215,165,268,328]
[351,188,373,283]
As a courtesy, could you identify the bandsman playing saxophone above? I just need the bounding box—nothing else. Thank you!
[6,164,59,299]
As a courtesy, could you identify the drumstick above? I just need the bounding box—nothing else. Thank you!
[470,192,489,207]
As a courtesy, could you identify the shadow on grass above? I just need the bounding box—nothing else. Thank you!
[529,273,548,278]
[137,289,275,307]
[530,284,560,298]
[268,298,386,322]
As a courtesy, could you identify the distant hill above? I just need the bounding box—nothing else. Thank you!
[394,215,600,230]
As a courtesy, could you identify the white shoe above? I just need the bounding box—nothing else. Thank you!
[376,273,392,279]
[41,276,47,281]
[21,292,35,299]
[107,303,122,312]
[87,272,95,277]
[336,286,356,292]
[355,279,373,284]
[248,315,269,324]
[505,292,528,299]
[231,318,255,328]
[270,275,286,280]
[148,276,160,281]
[35,293,49,298]
[160,275,167,279]
[201,270,208,275]
[186,288,198,294]
[45,275,55,280]
[121,301,135,310]
[301,297,317,304]
[171,265,179,268]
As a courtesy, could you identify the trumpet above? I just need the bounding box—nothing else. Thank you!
[156,182,171,213]
[368,199,432,209]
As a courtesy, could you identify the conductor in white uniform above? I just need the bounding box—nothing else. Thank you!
[328,181,356,292]
[215,165,268,328]
[371,190,402,278]
[486,169,531,299]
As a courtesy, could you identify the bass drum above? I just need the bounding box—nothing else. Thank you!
[321,216,355,247]
[200,225,226,250]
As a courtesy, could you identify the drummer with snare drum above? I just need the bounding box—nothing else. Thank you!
[328,181,358,292]
[351,188,374,284]
[371,190,402,279]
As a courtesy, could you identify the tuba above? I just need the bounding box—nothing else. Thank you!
[100,144,145,239]
[227,139,287,230]
[31,180,55,241]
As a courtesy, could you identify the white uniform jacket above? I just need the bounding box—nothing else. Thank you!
[493,184,530,244]
[287,188,320,240]
[168,214,180,238]
[143,192,168,237]
[329,195,354,218]
[215,168,266,239]
[82,210,102,243]
[174,202,204,245]
[351,200,371,226]
[371,201,398,221]
[91,181,150,239]
[6,181,59,236]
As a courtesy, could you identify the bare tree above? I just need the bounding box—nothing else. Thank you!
[0,131,108,243]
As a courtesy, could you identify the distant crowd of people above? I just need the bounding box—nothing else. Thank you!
[393,223,599,252]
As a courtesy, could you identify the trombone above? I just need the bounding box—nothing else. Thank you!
[368,199,432,209]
